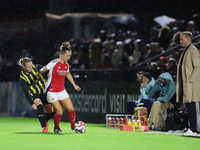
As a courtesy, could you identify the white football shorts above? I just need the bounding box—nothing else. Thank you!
[46,89,69,103]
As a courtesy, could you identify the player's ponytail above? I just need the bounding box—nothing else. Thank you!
[60,41,71,54]
[18,57,32,67]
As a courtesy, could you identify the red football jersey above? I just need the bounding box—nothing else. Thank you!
[45,59,69,92]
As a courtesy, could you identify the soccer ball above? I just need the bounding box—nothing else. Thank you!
[74,121,87,133]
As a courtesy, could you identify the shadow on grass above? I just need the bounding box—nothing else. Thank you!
[182,135,200,138]
[15,132,74,135]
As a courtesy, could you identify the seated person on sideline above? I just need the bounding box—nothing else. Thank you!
[136,70,144,84]
[127,71,144,114]
[127,72,160,115]
[149,72,176,131]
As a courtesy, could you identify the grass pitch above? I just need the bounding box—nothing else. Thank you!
[0,116,200,150]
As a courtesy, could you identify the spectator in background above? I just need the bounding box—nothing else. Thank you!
[89,41,103,68]
[99,30,107,43]
[154,43,165,55]
[120,39,134,67]
[127,72,160,115]
[167,57,177,81]
[1,13,200,82]
[148,62,162,80]
[138,40,149,63]
[148,42,164,59]
[149,72,176,131]
[115,29,124,41]
[111,41,124,68]
[128,39,147,66]
[78,42,90,69]
[149,26,159,42]
[158,26,172,50]
[71,51,79,69]
[128,39,141,66]
[125,31,132,39]
[186,21,195,32]
[172,31,181,44]
[101,40,115,68]
[158,56,168,73]
[171,27,180,36]
[123,39,134,57]
[192,13,200,31]
[193,31,200,43]
[168,31,181,49]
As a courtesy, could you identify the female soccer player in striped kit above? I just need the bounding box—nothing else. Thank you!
[18,57,54,133]
[41,41,81,133]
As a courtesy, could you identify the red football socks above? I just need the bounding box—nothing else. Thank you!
[54,114,62,129]
[68,111,76,127]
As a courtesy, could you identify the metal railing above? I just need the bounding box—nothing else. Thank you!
[135,34,200,69]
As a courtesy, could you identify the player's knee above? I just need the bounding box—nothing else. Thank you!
[56,110,63,116]
[44,104,54,113]
[67,108,75,112]
[56,112,63,116]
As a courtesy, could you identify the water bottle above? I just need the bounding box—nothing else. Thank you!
[107,116,112,129]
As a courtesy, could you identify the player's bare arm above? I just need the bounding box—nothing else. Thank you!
[66,72,81,91]
[40,66,49,74]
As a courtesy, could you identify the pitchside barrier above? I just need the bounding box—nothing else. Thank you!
[1,69,200,126]
[0,69,140,123]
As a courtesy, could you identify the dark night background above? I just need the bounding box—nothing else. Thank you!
[0,0,199,18]
[0,0,200,81]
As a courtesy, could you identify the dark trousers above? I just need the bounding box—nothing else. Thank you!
[186,102,197,132]
[127,99,155,115]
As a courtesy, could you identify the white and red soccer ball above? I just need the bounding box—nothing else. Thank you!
[74,121,87,133]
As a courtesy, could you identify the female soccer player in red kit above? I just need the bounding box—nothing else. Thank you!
[41,41,81,133]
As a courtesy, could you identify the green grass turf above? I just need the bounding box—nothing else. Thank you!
[0,116,200,150]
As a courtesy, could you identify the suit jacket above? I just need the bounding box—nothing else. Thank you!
[176,44,200,103]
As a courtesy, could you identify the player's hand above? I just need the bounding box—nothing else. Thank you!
[31,104,37,110]
[74,85,81,91]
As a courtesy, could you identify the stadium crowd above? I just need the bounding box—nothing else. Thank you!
[0,13,200,81]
